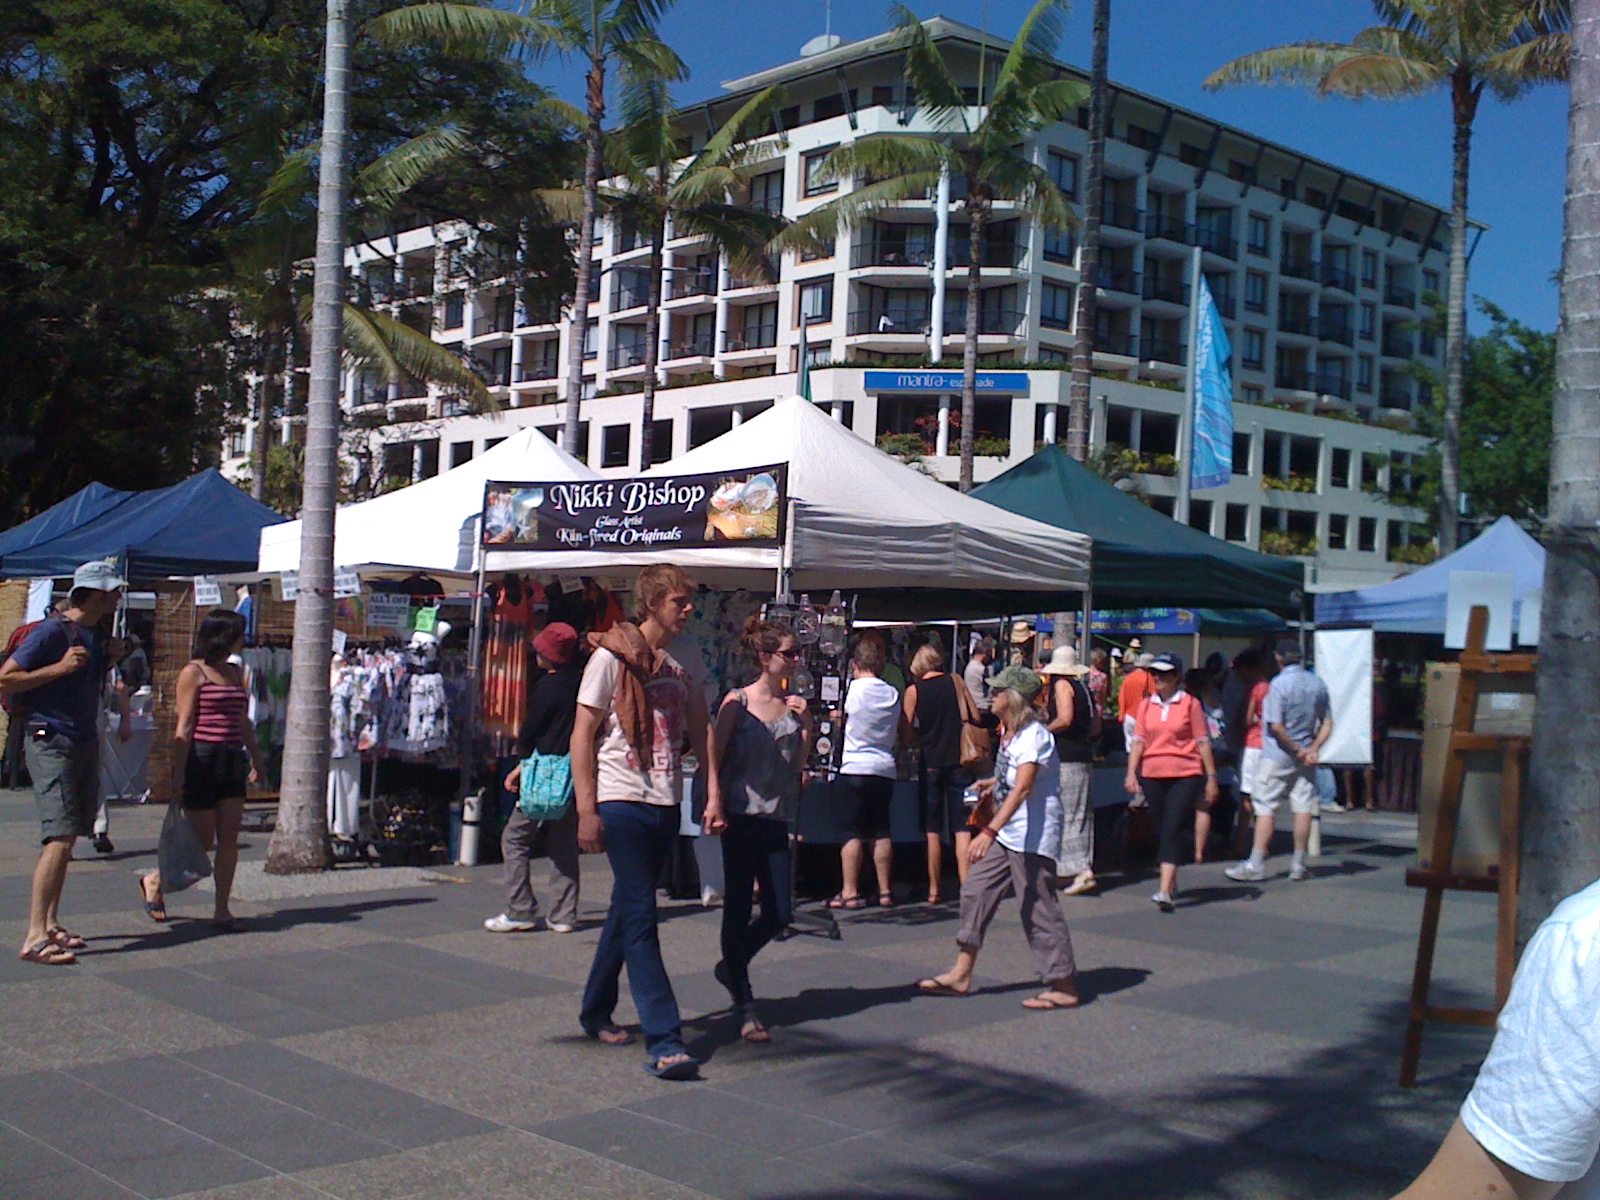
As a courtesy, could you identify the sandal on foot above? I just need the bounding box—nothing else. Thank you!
[583,1024,636,1047]
[47,927,87,950]
[644,1053,700,1081]
[827,895,866,910]
[1022,991,1080,1011]
[19,940,76,966]
[740,1015,771,1044]
[877,892,894,908]
[917,977,969,997]
[139,879,167,923]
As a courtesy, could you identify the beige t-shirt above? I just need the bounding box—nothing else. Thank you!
[578,644,700,806]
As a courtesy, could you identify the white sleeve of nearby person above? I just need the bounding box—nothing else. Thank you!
[577,648,618,714]
[1460,896,1600,1184]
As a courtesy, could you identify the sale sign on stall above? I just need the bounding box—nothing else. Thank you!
[481,466,787,553]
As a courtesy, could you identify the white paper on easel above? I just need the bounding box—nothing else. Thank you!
[1518,587,1542,647]
[1314,628,1373,766]
[1445,570,1516,651]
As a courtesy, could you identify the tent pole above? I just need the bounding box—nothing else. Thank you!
[777,496,796,602]
[458,524,488,867]
[1079,584,1092,661]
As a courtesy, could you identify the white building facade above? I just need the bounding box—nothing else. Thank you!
[240,18,1448,590]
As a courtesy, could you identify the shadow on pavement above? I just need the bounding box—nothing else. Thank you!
[74,896,439,957]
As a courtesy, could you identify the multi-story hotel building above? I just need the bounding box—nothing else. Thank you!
[237,17,1456,590]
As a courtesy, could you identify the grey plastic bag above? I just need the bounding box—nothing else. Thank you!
[157,802,212,893]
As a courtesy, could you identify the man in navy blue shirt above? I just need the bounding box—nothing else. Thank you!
[0,559,126,965]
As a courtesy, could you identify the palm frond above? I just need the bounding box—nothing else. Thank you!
[687,86,785,176]
[259,147,316,215]
[819,135,950,186]
[674,203,787,278]
[666,163,745,210]
[533,96,588,133]
[1482,31,1571,88]
[530,187,585,225]
[616,34,688,85]
[979,158,1076,229]
[1368,0,1437,43]
[1322,51,1446,97]
[368,3,562,56]
[341,304,492,408]
[1203,42,1365,91]
[355,125,471,212]
[768,173,941,253]
[1350,24,1451,69]
[990,0,1068,101]
[887,2,968,131]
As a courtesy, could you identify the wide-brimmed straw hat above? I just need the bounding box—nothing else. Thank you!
[1039,646,1091,678]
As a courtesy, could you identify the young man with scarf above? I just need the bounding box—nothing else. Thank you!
[572,563,723,1079]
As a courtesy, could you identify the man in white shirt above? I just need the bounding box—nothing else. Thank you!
[1393,876,1600,1199]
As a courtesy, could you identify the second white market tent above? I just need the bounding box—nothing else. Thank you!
[257,426,598,577]
[481,396,1092,617]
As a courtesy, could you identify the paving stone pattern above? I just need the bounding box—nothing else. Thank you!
[0,791,1494,1199]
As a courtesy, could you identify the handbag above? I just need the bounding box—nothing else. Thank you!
[517,750,574,821]
[157,802,213,894]
[954,675,992,770]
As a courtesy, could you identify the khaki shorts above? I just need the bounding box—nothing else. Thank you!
[1251,755,1320,816]
[25,726,100,843]
[1239,746,1262,796]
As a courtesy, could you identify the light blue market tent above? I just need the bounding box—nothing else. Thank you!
[1313,516,1545,634]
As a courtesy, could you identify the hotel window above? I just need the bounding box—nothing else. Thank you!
[1247,213,1270,255]
[1331,447,1352,487]
[798,278,834,323]
[1357,356,1374,393]
[750,169,785,214]
[442,293,464,330]
[601,424,631,469]
[1327,513,1349,550]
[1043,226,1076,264]
[1241,383,1263,406]
[800,237,835,262]
[1047,150,1079,200]
[1360,249,1378,287]
[803,149,836,197]
[1242,328,1265,370]
[1040,282,1074,330]
[871,85,895,107]
[1232,431,1252,474]
[1359,302,1377,341]
[1422,269,1441,298]
[1244,272,1267,313]
[1225,504,1250,542]
[1358,516,1379,553]
[449,441,474,468]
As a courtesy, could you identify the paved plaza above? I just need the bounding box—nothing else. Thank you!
[0,791,1498,1200]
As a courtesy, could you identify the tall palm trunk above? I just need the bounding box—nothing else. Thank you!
[638,206,667,469]
[252,311,286,502]
[1067,0,1108,462]
[267,0,346,874]
[1439,73,1480,555]
[561,55,606,459]
[1522,1,1600,943]
[959,202,986,492]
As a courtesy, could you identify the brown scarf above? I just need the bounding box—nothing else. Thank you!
[588,622,658,763]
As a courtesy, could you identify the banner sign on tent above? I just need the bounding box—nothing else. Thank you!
[481,466,787,553]
[1092,608,1199,635]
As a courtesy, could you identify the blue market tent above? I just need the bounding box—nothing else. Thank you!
[1313,515,1545,634]
[0,483,133,562]
[0,470,285,581]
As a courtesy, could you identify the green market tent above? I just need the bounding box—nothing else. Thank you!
[973,445,1304,613]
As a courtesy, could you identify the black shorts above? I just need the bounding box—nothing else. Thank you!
[184,742,249,811]
[917,764,970,838]
[839,773,894,841]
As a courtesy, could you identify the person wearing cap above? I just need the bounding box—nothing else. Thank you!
[1225,644,1332,884]
[1041,646,1098,897]
[0,559,126,965]
[487,622,584,934]
[1124,653,1219,912]
[918,665,1079,1010]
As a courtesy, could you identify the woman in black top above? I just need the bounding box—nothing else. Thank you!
[1042,646,1098,896]
[904,641,971,903]
[484,623,584,934]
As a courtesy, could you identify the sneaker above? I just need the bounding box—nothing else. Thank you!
[92,834,115,855]
[1321,802,1347,814]
[1288,862,1310,882]
[547,922,575,934]
[1150,891,1175,913]
[1224,861,1266,882]
[483,913,539,933]
[700,889,723,908]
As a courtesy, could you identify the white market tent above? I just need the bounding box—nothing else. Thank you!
[482,396,1091,616]
[1314,515,1545,634]
[257,426,598,577]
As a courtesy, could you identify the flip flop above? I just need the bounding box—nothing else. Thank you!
[877,892,895,908]
[643,1053,700,1081]
[19,940,76,966]
[740,1017,771,1044]
[139,879,167,923]
[46,927,87,950]
[827,895,866,910]
[1022,992,1081,1011]
[917,977,969,997]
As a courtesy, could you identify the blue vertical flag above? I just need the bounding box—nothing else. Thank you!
[1190,276,1234,491]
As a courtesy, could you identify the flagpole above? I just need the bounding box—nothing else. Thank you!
[798,315,811,401]
[1176,244,1203,527]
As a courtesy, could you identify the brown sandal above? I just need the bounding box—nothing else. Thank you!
[19,940,76,966]
[47,927,87,950]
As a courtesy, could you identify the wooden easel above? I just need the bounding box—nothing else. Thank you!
[1399,605,1533,1088]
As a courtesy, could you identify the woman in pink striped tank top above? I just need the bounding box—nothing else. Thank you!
[140,610,264,931]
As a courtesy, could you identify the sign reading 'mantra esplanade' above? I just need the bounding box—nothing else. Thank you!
[862,371,1031,394]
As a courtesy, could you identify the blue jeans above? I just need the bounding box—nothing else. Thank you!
[579,802,685,1059]
[720,814,793,1006]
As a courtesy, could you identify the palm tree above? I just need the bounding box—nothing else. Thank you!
[1206,0,1570,553]
[609,80,786,467]
[521,0,685,460]
[1066,0,1108,463]
[775,1,1082,491]
[1524,0,1595,941]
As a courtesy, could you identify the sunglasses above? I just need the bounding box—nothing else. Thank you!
[771,648,801,660]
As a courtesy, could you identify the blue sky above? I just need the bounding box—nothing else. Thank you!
[533,0,1569,333]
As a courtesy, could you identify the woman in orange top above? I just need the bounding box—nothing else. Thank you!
[1124,653,1218,912]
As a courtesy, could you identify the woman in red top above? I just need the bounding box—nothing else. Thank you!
[1124,653,1218,912]
[140,610,264,931]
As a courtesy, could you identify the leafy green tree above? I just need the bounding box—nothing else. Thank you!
[1206,0,1570,553]
[774,1,1082,490]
